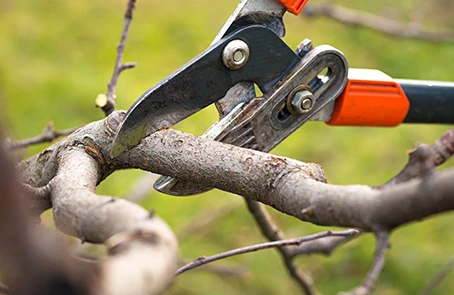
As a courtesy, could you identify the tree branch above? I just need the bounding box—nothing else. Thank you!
[18,112,454,232]
[176,229,358,275]
[51,147,179,294]
[245,199,316,295]
[15,112,454,293]
[112,115,454,231]
[303,3,454,42]
[0,134,96,295]
[6,122,78,150]
[345,231,390,295]
[21,182,52,221]
[97,0,137,116]
[290,233,359,257]
[381,128,454,188]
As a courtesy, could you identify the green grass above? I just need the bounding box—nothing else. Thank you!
[1,0,453,294]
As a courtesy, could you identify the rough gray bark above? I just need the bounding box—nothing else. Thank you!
[17,113,179,295]
[19,111,454,231]
[14,111,454,294]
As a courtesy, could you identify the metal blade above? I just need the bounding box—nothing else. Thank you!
[111,25,300,157]
[214,0,287,117]
[213,0,286,44]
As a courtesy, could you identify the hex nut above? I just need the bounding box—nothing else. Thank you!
[287,86,315,115]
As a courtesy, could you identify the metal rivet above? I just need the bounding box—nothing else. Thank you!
[222,40,250,70]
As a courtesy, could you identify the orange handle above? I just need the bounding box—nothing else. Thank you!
[327,69,410,127]
[278,0,309,15]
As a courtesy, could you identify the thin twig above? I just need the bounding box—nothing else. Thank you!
[176,229,359,275]
[97,0,137,116]
[418,257,454,295]
[344,231,390,295]
[303,3,454,42]
[6,122,78,150]
[245,199,316,295]
[380,128,454,189]
[290,233,360,257]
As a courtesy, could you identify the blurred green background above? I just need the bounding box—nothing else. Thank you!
[1,0,453,294]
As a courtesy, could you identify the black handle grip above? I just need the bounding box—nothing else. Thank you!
[397,79,454,124]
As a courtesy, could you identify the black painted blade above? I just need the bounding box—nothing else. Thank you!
[111,25,300,157]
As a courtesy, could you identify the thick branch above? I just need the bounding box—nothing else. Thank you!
[0,137,95,295]
[51,147,178,294]
[18,112,454,232]
[114,118,454,231]
[303,3,454,42]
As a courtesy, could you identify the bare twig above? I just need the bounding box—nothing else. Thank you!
[419,257,454,295]
[344,231,390,295]
[303,3,454,42]
[381,128,454,189]
[97,0,137,116]
[245,199,316,295]
[176,229,359,275]
[291,233,360,257]
[6,122,78,150]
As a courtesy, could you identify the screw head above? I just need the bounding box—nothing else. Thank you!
[222,40,250,70]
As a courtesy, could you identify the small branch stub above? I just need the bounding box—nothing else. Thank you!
[95,93,109,108]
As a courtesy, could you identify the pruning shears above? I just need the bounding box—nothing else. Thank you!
[111,0,454,196]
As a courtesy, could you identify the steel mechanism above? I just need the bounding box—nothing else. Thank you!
[154,41,348,196]
[110,25,301,158]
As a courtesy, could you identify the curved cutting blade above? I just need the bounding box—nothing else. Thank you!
[110,25,300,157]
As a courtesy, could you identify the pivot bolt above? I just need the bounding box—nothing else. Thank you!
[222,40,250,70]
[287,87,315,115]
